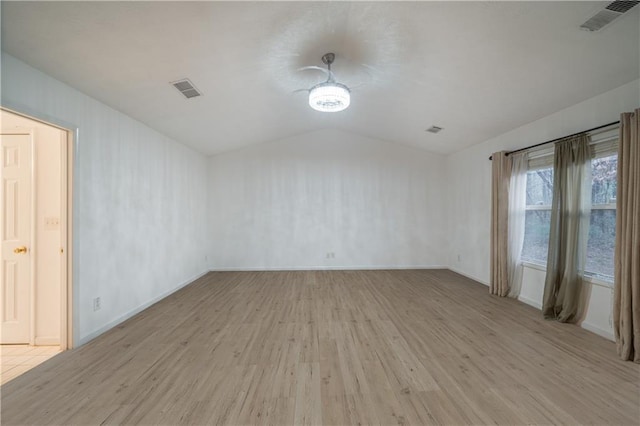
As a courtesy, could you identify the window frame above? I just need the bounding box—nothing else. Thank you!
[521,165,554,267]
[518,127,619,286]
[584,151,618,285]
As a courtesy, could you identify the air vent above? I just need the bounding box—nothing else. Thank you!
[580,1,639,31]
[171,79,202,99]
[426,126,443,134]
[606,0,639,13]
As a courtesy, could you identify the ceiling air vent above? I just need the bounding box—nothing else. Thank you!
[580,1,639,32]
[426,126,443,134]
[171,79,202,99]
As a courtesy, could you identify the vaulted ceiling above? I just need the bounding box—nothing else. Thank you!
[1,1,638,155]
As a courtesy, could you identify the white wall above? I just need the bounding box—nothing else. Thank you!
[208,129,447,270]
[1,53,210,345]
[516,263,616,340]
[445,79,639,340]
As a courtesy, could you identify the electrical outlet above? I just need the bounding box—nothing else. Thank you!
[457,254,461,262]
[93,297,101,311]
[326,252,335,259]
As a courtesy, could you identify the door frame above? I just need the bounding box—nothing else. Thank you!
[1,106,76,350]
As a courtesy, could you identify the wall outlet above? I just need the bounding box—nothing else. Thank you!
[457,254,461,262]
[93,297,101,311]
[326,252,335,259]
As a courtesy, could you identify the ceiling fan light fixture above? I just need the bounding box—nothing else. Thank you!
[308,82,351,112]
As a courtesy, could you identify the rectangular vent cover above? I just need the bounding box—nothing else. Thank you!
[171,79,202,99]
[580,1,639,31]
[606,1,639,13]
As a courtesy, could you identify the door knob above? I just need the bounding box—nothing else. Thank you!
[13,246,27,254]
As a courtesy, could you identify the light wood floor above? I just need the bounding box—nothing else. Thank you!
[1,345,61,385]
[1,270,639,425]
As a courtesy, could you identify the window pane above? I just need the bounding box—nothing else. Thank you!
[521,209,551,264]
[585,209,616,280]
[585,154,617,281]
[526,168,554,206]
[591,155,617,205]
[522,167,553,265]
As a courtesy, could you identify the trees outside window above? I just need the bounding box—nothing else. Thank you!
[586,154,617,280]
[521,153,617,282]
[521,167,553,264]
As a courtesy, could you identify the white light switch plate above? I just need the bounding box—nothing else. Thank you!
[44,217,60,230]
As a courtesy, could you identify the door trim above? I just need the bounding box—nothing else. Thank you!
[30,129,36,346]
[61,129,72,351]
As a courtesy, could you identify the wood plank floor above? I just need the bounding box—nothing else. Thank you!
[2,270,639,425]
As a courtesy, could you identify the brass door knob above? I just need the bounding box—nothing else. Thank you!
[13,246,27,254]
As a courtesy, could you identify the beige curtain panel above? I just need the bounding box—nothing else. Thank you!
[542,134,591,323]
[490,151,511,296]
[507,152,528,298]
[614,108,640,363]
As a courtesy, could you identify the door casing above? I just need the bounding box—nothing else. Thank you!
[1,107,74,349]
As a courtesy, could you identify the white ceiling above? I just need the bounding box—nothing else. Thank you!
[2,1,638,156]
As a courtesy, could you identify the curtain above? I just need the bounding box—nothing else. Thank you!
[542,134,591,322]
[491,151,511,296]
[507,152,528,298]
[614,108,640,363]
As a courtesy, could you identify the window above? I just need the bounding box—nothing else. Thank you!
[585,154,617,281]
[520,143,618,283]
[521,166,553,265]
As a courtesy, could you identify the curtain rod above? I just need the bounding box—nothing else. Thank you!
[487,120,620,161]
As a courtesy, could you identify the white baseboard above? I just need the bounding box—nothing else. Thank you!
[34,336,60,346]
[78,270,209,346]
[209,265,448,272]
[518,295,543,309]
[447,266,489,286]
[581,321,615,342]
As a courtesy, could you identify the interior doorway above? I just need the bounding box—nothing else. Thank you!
[1,108,72,382]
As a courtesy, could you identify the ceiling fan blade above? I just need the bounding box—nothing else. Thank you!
[361,64,379,74]
[297,66,338,83]
[361,63,423,87]
[297,66,329,75]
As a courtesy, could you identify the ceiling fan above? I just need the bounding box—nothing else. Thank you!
[296,53,351,113]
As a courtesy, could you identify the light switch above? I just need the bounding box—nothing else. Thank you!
[44,217,60,230]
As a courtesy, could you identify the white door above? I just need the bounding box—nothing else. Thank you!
[1,134,32,344]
